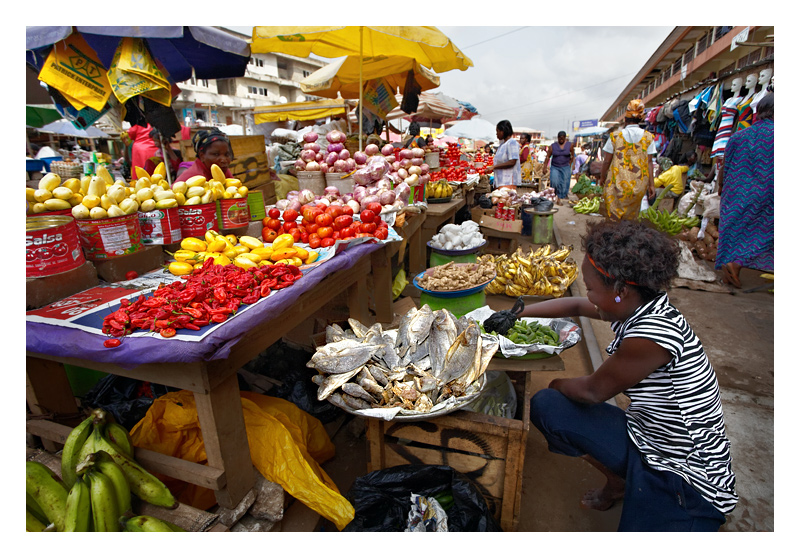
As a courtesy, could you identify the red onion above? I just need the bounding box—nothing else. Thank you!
[275,199,290,211]
[411,147,425,159]
[353,169,371,186]
[304,142,320,153]
[405,174,419,186]
[339,148,350,160]
[381,144,394,156]
[326,130,346,144]
[298,189,316,204]
[394,183,411,202]
[361,195,380,207]
[375,177,394,191]
[385,155,396,164]
[353,151,367,165]
[305,161,321,172]
[333,159,348,172]
[392,161,401,171]
[379,190,396,205]
[303,131,319,143]
[295,159,307,170]
[316,197,330,206]
[409,165,422,176]
[315,152,323,162]
[319,162,329,173]
[325,186,340,197]
[400,158,413,169]
[343,158,355,172]
[287,190,299,200]
[300,149,317,163]
[287,199,302,212]
[327,142,344,153]
[399,148,413,159]
[410,157,424,167]
[352,186,366,202]
[326,151,339,166]
[365,144,380,156]
[420,163,430,174]
[397,168,408,180]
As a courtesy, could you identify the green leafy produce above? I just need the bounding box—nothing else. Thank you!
[572,175,602,195]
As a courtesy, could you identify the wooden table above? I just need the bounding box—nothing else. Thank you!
[417,197,466,273]
[365,353,565,531]
[26,248,375,510]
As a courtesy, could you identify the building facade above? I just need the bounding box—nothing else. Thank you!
[601,26,774,123]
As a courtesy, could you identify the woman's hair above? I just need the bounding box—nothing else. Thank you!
[757,92,774,120]
[496,120,513,139]
[408,122,421,136]
[192,128,232,157]
[582,220,679,300]
[521,132,531,142]
[557,131,566,138]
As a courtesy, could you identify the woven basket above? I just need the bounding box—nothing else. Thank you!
[49,161,83,179]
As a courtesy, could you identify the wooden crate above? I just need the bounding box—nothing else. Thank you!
[480,227,520,255]
[365,369,532,531]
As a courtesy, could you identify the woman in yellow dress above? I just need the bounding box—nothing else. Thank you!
[598,100,657,220]
[519,133,534,183]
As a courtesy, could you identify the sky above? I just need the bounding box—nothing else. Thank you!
[227,25,673,141]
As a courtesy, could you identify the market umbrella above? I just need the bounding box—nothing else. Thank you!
[349,92,459,127]
[252,99,352,124]
[444,118,498,142]
[38,119,111,138]
[26,105,62,128]
[251,26,472,150]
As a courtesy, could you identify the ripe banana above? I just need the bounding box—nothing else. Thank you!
[61,415,94,488]
[64,476,92,532]
[92,451,132,515]
[91,427,177,509]
[87,469,120,532]
[121,515,186,532]
[26,460,68,532]
[104,421,135,459]
[27,509,48,532]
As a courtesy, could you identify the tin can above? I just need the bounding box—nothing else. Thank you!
[495,201,504,219]
[26,215,85,278]
[507,207,516,221]
[75,213,144,261]
[217,198,250,230]
[178,203,219,237]
[139,207,182,245]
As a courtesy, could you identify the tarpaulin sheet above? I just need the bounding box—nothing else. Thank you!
[26,241,384,369]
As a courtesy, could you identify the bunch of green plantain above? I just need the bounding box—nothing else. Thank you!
[26,408,181,532]
[639,206,700,236]
[573,196,601,214]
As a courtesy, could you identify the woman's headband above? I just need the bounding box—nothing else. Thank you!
[586,253,641,286]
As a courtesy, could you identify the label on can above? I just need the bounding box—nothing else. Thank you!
[26,216,85,278]
[178,203,219,237]
[139,207,182,245]
[495,201,504,219]
[217,198,250,229]
[75,214,144,261]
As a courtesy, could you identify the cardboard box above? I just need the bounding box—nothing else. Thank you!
[470,206,493,223]
[92,246,164,283]
[479,214,523,234]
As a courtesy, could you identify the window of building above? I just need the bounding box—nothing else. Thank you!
[715,26,733,41]
[747,49,762,65]
[697,33,709,56]
[684,46,694,64]
[672,56,682,75]
[249,57,264,67]
[302,70,310,78]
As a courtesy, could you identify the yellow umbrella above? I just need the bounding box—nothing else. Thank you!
[252,99,350,124]
[300,55,440,100]
[251,26,473,150]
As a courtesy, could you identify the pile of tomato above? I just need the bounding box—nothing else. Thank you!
[261,202,390,249]
[443,142,461,167]
[101,258,302,345]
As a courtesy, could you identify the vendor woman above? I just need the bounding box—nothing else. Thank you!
[488,120,521,189]
[175,128,235,183]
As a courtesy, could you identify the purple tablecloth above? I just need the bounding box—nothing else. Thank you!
[26,241,384,370]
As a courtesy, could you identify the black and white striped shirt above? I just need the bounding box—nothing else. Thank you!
[608,292,738,515]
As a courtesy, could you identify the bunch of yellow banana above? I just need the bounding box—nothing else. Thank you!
[425,179,453,199]
[168,230,318,275]
[485,244,578,298]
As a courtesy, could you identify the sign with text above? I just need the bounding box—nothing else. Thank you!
[731,27,750,51]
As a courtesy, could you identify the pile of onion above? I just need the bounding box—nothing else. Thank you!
[295,129,355,174]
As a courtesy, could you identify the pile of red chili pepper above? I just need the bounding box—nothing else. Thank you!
[101,258,303,345]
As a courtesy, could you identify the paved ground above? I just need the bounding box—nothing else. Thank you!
[280,189,775,534]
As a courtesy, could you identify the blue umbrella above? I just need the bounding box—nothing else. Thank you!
[26,26,251,82]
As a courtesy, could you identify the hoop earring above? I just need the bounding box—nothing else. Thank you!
[614,296,621,303]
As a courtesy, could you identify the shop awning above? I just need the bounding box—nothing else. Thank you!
[252,99,351,124]
[573,126,608,137]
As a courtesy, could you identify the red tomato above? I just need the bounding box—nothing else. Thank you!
[263,228,278,243]
[315,213,333,227]
[339,226,353,238]
[125,271,139,280]
[268,207,281,219]
[361,222,377,234]
[341,205,354,217]
[283,208,299,222]
[283,220,298,231]
[374,228,389,240]
[290,229,302,242]
[306,222,319,234]
[308,233,321,249]
[317,226,334,239]
[300,231,309,243]
[334,215,353,231]
[320,237,336,248]
[366,202,382,215]
[327,205,344,219]
[350,221,362,233]
[264,218,282,231]
[360,209,376,224]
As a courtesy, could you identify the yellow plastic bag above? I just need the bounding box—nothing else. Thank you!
[37,34,112,112]
[130,390,355,530]
[107,37,172,107]
[392,268,408,300]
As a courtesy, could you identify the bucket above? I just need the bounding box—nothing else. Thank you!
[420,290,486,318]
[139,207,182,245]
[178,203,219,237]
[325,172,355,195]
[297,171,326,195]
[75,213,143,261]
[26,215,85,278]
[429,251,478,268]
[216,198,250,229]
[526,208,557,245]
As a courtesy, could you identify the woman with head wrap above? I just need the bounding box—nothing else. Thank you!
[598,100,657,220]
[175,128,235,183]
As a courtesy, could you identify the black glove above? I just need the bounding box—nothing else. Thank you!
[482,297,524,336]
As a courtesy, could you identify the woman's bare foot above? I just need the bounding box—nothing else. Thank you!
[580,486,624,511]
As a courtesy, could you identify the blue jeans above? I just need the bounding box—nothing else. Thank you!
[550,165,571,198]
[530,389,726,531]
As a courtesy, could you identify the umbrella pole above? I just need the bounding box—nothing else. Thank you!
[159,135,174,185]
[358,26,363,153]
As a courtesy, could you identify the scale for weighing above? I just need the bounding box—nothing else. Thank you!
[524,207,558,245]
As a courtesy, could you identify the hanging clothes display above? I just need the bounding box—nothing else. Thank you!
[735,96,755,132]
[710,93,742,159]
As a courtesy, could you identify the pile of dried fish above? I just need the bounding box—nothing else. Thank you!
[307,305,500,417]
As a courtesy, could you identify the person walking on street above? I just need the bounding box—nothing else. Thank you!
[543,131,575,204]
[598,100,657,220]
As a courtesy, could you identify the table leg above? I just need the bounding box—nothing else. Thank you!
[408,227,424,276]
[370,247,393,323]
[193,372,255,509]
[348,274,370,325]
[26,357,82,452]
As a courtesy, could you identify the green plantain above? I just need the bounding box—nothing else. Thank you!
[26,509,48,532]
[87,469,120,532]
[121,515,186,532]
[64,476,92,532]
[26,492,49,525]
[60,415,94,489]
[104,422,135,459]
[92,451,132,515]
[26,460,68,532]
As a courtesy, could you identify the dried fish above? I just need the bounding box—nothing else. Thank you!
[429,309,458,378]
[342,382,378,403]
[347,318,371,338]
[317,366,362,400]
[367,364,390,387]
[307,338,387,375]
[325,323,347,343]
[341,392,372,410]
[439,322,481,386]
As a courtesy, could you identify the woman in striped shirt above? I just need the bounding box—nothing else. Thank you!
[519,220,737,531]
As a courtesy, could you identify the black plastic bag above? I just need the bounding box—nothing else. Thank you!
[483,297,525,336]
[81,375,177,431]
[343,464,502,532]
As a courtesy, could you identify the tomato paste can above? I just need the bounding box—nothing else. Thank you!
[139,206,182,245]
[177,203,219,237]
[495,201,504,219]
[75,213,144,261]
[216,198,250,230]
[26,215,86,278]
